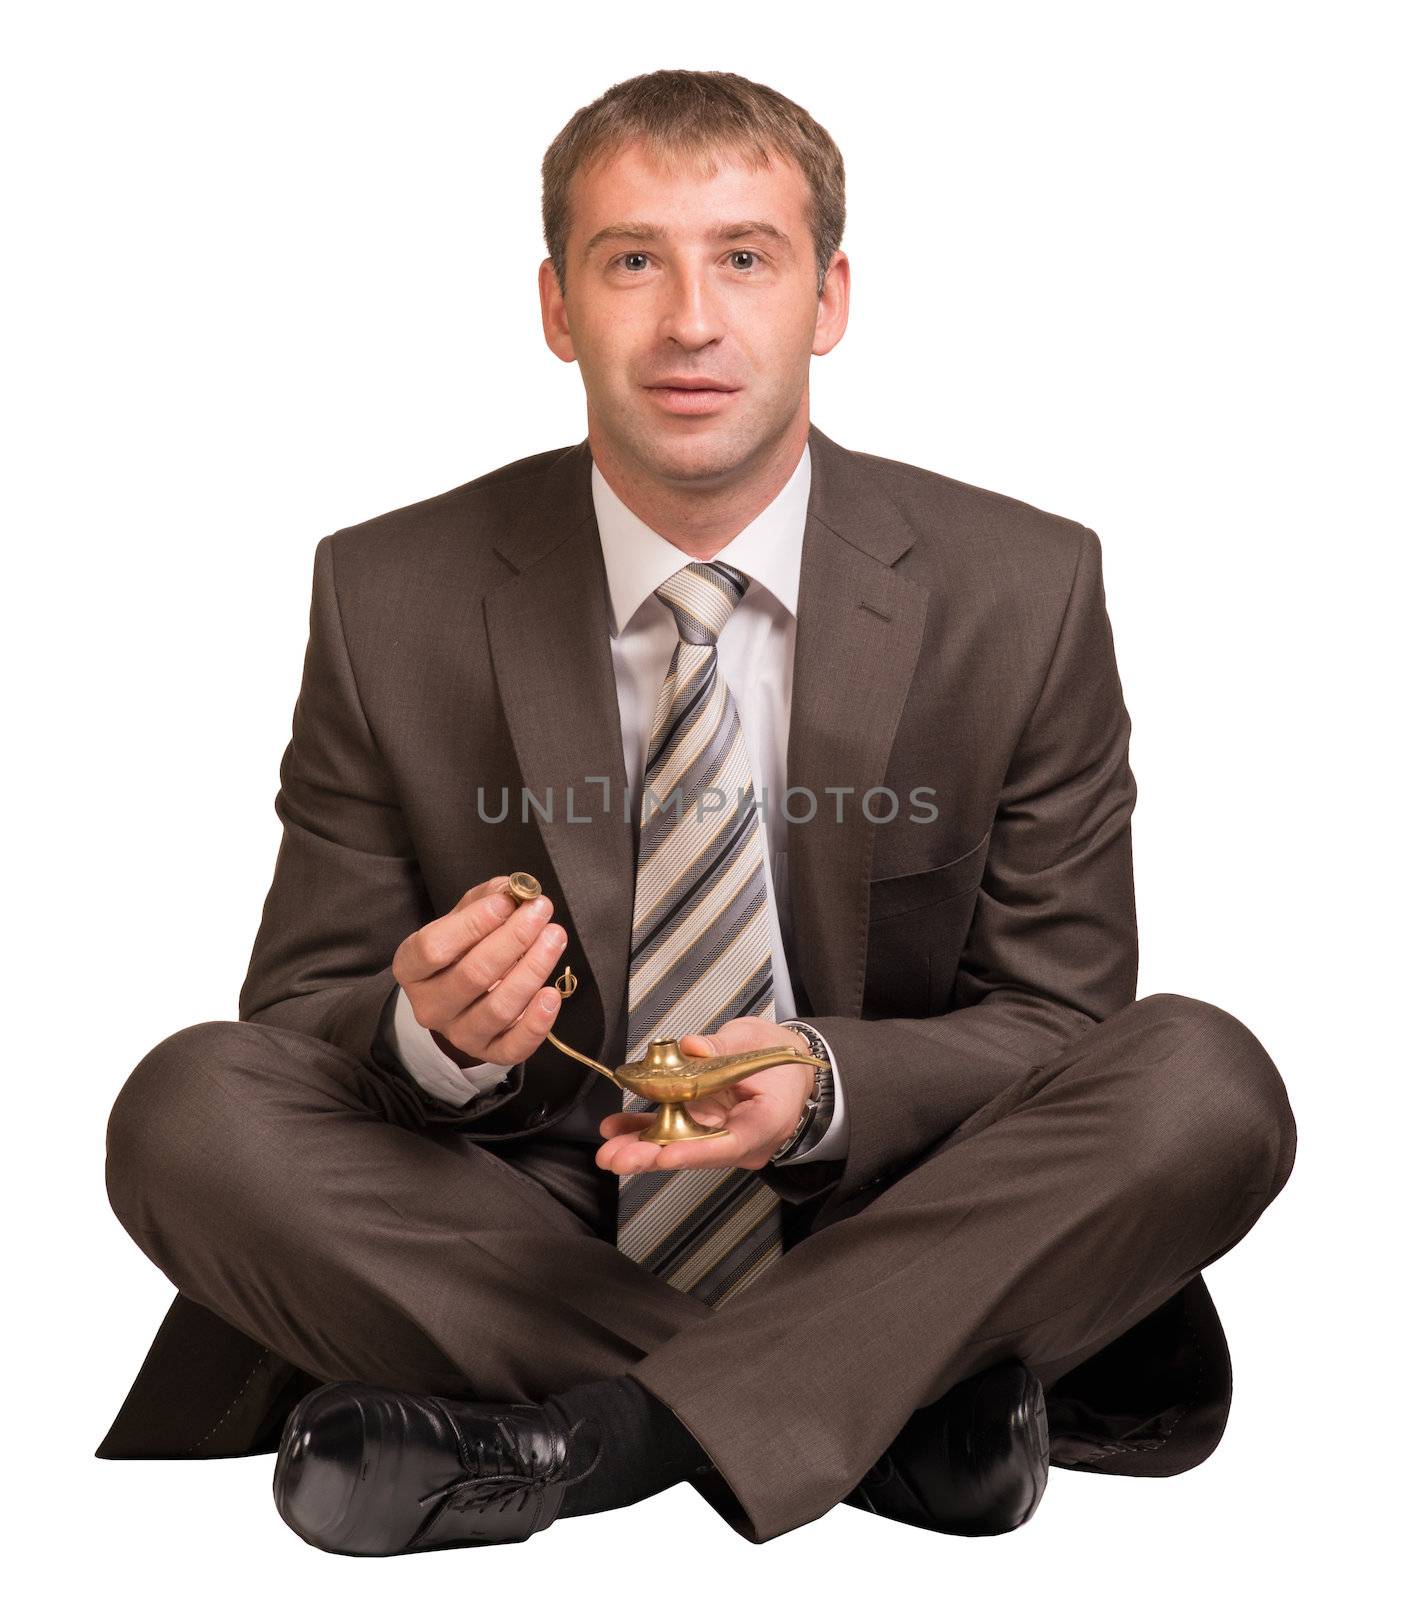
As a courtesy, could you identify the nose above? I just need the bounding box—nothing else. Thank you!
[655,260,727,351]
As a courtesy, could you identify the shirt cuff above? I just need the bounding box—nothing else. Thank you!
[387,984,516,1106]
[771,1023,848,1164]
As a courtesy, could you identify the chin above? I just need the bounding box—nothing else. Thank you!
[636,421,757,482]
[649,438,738,478]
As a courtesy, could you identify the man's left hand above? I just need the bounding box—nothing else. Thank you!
[595,1017,815,1174]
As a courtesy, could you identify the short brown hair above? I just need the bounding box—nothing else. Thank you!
[541,69,845,299]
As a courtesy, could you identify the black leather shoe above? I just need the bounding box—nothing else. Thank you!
[843,1358,1049,1536]
[272,1381,601,1555]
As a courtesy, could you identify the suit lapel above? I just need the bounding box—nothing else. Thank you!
[484,440,635,1053]
[483,421,927,1052]
[786,424,927,1017]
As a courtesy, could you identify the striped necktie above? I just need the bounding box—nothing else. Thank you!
[615,559,785,1309]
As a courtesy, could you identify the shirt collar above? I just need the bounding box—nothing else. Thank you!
[592,442,812,637]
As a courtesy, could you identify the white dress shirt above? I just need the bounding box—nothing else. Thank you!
[384,440,848,1164]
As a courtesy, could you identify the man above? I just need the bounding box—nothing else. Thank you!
[97,68,1298,1553]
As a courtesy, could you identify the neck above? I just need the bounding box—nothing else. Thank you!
[588,411,809,559]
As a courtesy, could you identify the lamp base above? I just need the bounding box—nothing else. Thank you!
[641,1101,732,1144]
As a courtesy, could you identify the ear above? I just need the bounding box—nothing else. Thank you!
[812,249,850,357]
[539,257,577,364]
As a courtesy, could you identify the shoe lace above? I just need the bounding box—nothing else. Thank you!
[418,1410,603,1520]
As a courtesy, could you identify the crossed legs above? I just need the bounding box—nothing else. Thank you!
[104,992,1296,1544]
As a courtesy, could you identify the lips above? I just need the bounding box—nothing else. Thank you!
[645,384,739,414]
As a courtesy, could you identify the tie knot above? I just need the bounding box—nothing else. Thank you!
[654,560,750,646]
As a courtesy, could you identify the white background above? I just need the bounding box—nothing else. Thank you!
[6,1,1401,1592]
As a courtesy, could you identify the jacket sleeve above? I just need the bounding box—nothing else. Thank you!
[778,525,1138,1213]
[237,533,528,1129]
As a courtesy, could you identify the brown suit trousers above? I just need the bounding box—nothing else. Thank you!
[97,424,1297,1542]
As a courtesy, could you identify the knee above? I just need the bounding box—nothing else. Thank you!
[1122,993,1297,1200]
[105,1020,256,1235]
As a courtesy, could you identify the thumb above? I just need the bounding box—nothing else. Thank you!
[687,1091,733,1127]
[678,1032,716,1056]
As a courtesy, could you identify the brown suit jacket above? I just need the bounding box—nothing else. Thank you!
[97,422,1234,1475]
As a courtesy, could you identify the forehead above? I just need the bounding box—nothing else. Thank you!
[569,140,808,242]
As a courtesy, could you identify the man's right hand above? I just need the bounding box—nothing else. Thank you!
[391,875,568,1069]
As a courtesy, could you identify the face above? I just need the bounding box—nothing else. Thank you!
[539,140,848,487]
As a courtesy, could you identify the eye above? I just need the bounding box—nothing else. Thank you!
[729,250,762,271]
[614,253,651,273]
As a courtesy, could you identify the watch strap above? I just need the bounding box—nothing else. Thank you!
[770,1020,835,1163]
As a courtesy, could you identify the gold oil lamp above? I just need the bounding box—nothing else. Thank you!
[503,870,816,1144]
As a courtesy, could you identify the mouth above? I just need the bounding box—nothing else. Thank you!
[644,382,740,415]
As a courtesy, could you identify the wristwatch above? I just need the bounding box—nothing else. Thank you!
[769,1020,835,1164]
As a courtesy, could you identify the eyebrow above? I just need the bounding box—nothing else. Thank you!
[582,220,795,261]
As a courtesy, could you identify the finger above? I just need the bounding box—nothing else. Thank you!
[395,875,531,986]
[597,1111,657,1139]
[595,1128,667,1174]
[679,1094,730,1128]
[652,1122,752,1168]
[455,916,569,1053]
[458,874,514,910]
[464,969,564,1066]
[408,894,558,1023]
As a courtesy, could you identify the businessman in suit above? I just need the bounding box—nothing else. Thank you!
[97,68,1298,1553]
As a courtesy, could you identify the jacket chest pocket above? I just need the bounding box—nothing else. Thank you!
[863,831,990,1016]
